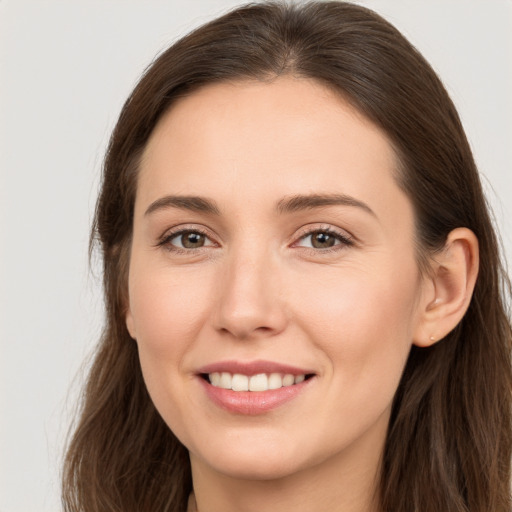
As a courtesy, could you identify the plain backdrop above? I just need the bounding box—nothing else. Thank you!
[1,1,511,510]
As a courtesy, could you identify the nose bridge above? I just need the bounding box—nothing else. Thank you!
[214,239,286,339]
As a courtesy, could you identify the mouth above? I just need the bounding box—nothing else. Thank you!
[200,372,315,392]
[196,361,316,414]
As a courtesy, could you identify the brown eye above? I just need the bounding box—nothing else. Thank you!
[310,232,336,249]
[295,228,353,251]
[178,231,206,248]
[163,229,215,251]
[181,232,205,248]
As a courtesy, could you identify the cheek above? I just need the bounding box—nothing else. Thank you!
[294,259,418,337]
[127,261,216,423]
[128,263,214,356]
[281,263,419,456]
[291,260,419,398]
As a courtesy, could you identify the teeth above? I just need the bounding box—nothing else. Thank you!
[210,372,221,386]
[231,374,249,391]
[208,372,308,391]
[219,372,232,389]
[249,373,268,391]
[268,373,283,390]
[282,374,295,387]
[294,374,305,384]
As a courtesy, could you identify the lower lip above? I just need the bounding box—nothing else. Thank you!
[199,377,313,415]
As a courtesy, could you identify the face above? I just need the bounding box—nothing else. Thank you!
[126,77,428,481]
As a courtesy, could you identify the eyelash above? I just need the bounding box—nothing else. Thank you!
[293,226,354,253]
[157,227,214,255]
[157,225,354,255]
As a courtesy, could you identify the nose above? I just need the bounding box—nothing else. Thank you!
[212,247,288,340]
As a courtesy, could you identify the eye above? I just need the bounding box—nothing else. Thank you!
[159,229,216,251]
[295,228,353,250]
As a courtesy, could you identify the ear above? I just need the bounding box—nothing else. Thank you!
[125,305,137,340]
[413,227,479,347]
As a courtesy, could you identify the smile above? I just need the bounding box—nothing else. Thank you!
[207,372,308,391]
[196,361,316,414]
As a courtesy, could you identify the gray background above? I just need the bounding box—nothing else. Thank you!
[1,1,511,510]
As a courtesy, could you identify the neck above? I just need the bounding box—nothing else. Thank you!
[189,423,385,512]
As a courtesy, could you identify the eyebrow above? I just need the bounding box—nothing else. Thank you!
[276,193,376,217]
[144,195,221,216]
[144,192,376,218]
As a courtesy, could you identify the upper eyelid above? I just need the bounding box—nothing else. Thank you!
[160,224,213,239]
[156,225,218,248]
[292,224,353,241]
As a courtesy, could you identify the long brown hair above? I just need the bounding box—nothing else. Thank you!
[63,2,512,511]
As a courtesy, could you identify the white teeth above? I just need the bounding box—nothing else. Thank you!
[282,374,295,387]
[208,372,308,391]
[219,372,232,389]
[268,373,283,390]
[249,373,268,391]
[231,374,249,391]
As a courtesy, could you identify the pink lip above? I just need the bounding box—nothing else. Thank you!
[196,360,316,415]
[197,359,314,376]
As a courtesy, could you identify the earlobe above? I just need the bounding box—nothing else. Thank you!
[413,227,479,347]
[125,307,137,340]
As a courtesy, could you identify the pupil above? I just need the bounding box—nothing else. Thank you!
[313,232,334,248]
[182,232,204,248]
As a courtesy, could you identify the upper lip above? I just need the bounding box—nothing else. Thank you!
[197,360,315,376]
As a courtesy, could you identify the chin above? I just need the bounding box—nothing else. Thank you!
[190,433,326,481]
[205,453,304,481]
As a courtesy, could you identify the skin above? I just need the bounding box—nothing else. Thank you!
[125,77,478,512]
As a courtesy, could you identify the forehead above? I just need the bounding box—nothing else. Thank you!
[136,77,410,225]
[142,77,395,169]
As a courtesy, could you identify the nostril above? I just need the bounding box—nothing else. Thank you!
[255,326,273,333]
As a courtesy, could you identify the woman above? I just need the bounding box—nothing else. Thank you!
[62,2,512,511]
